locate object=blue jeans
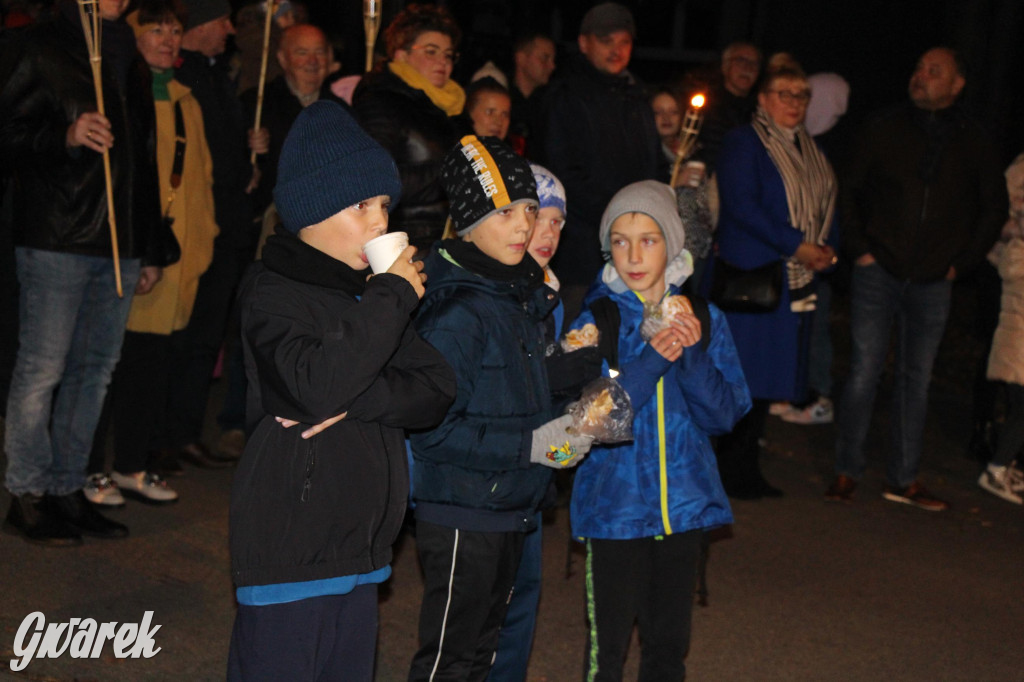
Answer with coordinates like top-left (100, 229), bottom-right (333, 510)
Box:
top-left (488, 514), bottom-right (542, 682)
top-left (808, 276), bottom-right (834, 398)
top-left (4, 248), bottom-right (139, 496)
top-left (835, 263), bottom-right (951, 488)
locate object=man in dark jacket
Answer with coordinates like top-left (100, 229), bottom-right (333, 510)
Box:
top-left (699, 40), bottom-right (762, 173)
top-left (242, 22), bottom-right (347, 218)
top-left (508, 32), bottom-right (556, 159)
top-left (0, 0), bottom-right (161, 544)
top-left (152, 0), bottom-right (257, 469)
top-left (826, 47), bottom-right (1006, 511)
top-left (540, 2), bottom-right (665, 322)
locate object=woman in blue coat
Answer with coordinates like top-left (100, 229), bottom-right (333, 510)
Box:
top-left (714, 65), bottom-right (839, 498)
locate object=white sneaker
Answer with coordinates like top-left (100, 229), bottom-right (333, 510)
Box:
top-left (82, 473), bottom-right (125, 507)
top-left (1006, 463), bottom-right (1024, 493)
top-left (110, 471), bottom-right (179, 504)
top-left (769, 401), bottom-right (791, 416)
top-left (780, 397), bottom-right (834, 425)
top-left (978, 465), bottom-right (1023, 505)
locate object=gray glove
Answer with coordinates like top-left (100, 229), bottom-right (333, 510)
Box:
top-left (530, 415), bottom-right (594, 469)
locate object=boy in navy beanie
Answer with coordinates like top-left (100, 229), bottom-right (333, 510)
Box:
top-left (228, 101), bottom-right (456, 681)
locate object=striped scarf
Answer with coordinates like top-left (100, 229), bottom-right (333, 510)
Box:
top-left (752, 105), bottom-right (837, 311)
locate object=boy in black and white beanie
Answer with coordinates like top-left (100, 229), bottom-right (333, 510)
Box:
top-left (440, 134), bottom-right (538, 236)
top-left (228, 101), bottom-right (455, 681)
top-left (408, 135), bottom-right (594, 680)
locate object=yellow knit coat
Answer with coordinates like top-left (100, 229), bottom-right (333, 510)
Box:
top-left (127, 79), bottom-right (218, 334)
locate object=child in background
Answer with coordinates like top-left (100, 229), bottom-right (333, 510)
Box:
top-left (408, 136), bottom-right (594, 681)
top-left (463, 77), bottom-right (513, 141)
top-left (227, 102), bottom-right (456, 681)
top-left (566, 180), bottom-right (750, 680)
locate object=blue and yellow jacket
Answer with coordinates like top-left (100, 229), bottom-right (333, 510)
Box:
top-left (568, 282), bottom-right (751, 540)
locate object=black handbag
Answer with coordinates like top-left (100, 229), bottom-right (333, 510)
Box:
top-left (710, 257), bottom-right (784, 313)
top-left (150, 101), bottom-right (186, 268)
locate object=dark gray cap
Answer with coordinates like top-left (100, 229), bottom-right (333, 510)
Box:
top-left (580, 2), bottom-right (635, 38)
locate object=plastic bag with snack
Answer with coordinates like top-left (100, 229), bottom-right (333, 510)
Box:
top-left (560, 322), bottom-right (599, 353)
top-left (640, 294), bottom-right (693, 341)
top-left (566, 376), bottom-right (634, 443)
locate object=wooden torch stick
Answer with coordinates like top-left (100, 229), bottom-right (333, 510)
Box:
top-left (77, 0), bottom-right (122, 297)
top-left (364, 0), bottom-right (382, 73)
top-left (250, 0), bottom-right (276, 165)
top-left (669, 93), bottom-right (706, 188)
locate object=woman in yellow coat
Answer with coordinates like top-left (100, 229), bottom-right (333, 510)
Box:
top-left (86, 0), bottom-right (217, 507)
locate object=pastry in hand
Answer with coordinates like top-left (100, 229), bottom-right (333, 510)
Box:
top-left (582, 388), bottom-right (614, 425)
top-left (660, 295), bottom-right (693, 319)
top-left (562, 323), bottom-right (599, 351)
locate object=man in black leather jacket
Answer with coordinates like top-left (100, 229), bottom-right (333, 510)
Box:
top-left (0, 0), bottom-right (161, 545)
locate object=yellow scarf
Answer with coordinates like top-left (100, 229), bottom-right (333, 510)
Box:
top-left (388, 60), bottom-right (465, 116)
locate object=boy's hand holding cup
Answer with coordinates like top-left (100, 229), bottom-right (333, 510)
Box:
top-left (364, 232), bottom-right (427, 298)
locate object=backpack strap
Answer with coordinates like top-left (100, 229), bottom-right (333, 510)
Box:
top-left (589, 294), bottom-right (710, 370)
top-left (690, 295), bottom-right (712, 352)
top-left (589, 296), bottom-right (621, 372)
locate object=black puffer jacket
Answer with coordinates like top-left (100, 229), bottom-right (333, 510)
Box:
top-left (231, 231), bottom-right (456, 586)
top-left (0, 8), bottom-right (160, 259)
top-left (352, 69), bottom-right (458, 251)
top-left (410, 245), bottom-right (558, 533)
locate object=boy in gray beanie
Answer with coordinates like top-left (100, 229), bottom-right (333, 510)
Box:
top-left (228, 101), bottom-right (456, 681)
top-left (565, 179), bottom-right (751, 680)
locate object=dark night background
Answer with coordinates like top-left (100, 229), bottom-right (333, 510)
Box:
top-left (287, 0), bottom-right (1023, 166)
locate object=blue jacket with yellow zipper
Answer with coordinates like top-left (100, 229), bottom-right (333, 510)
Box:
top-left (568, 281), bottom-right (750, 540)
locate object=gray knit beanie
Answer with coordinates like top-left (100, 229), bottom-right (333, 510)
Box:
top-left (598, 180), bottom-right (693, 292)
top-left (599, 180), bottom-right (685, 257)
top-left (274, 101), bottom-right (402, 233)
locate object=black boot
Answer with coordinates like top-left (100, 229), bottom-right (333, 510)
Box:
top-left (4, 493), bottom-right (83, 546)
top-left (50, 490), bottom-right (129, 539)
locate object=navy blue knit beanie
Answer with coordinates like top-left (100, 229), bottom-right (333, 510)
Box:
top-left (274, 101), bottom-right (402, 233)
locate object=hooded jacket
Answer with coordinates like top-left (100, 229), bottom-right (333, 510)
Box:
top-left (409, 246), bottom-right (558, 533)
top-left (567, 281), bottom-right (749, 539)
top-left (230, 232), bottom-right (456, 587)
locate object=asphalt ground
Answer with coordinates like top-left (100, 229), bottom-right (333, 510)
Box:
top-left (2, 278), bottom-right (1022, 681)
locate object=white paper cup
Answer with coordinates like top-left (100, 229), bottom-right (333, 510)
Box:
top-left (363, 232), bottom-right (409, 274)
top-left (685, 160), bottom-right (706, 187)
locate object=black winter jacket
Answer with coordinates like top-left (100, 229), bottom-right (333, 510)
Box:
top-left (230, 232), bottom-right (456, 587)
top-left (175, 49), bottom-right (254, 254)
top-left (841, 103), bottom-right (1006, 282)
top-left (0, 10), bottom-right (160, 259)
top-left (410, 246), bottom-right (558, 533)
top-left (540, 55), bottom-right (666, 286)
top-left (352, 69), bottom-right (458, 251)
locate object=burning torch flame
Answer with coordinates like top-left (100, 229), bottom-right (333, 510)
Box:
top-left (690, 94), bottom-right (705, 109)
